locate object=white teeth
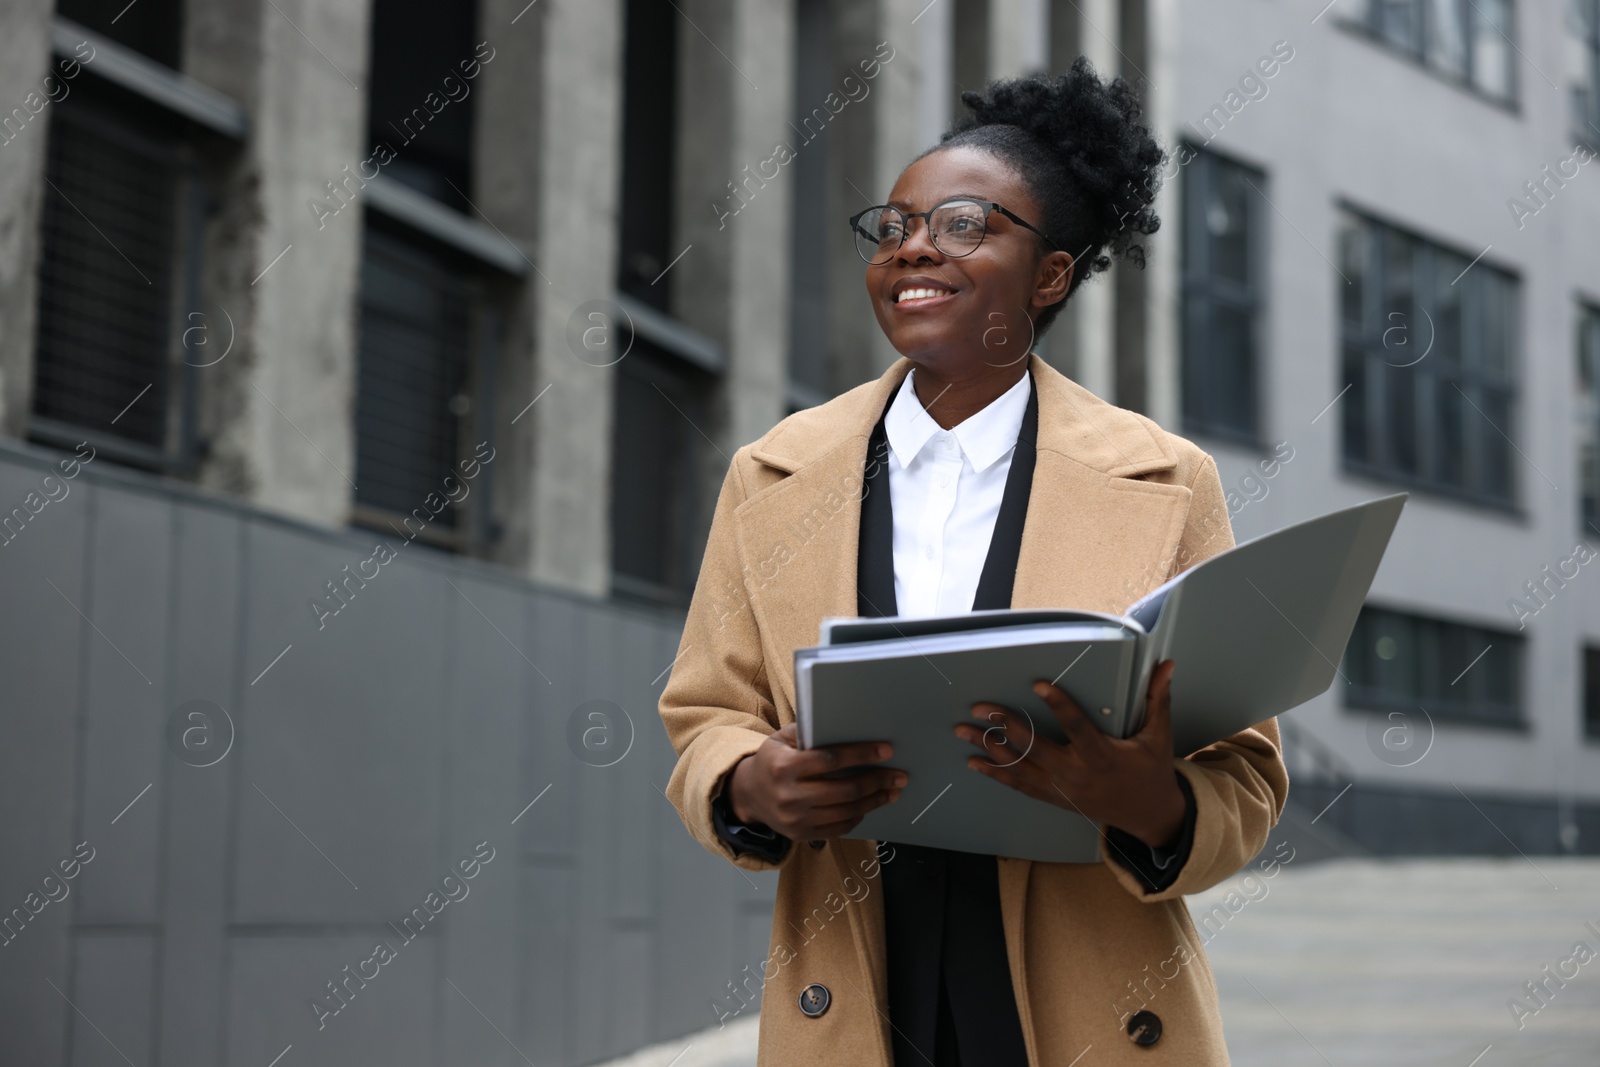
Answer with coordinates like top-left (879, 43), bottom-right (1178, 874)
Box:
top-left (896, 287), bottom-right (953, 303)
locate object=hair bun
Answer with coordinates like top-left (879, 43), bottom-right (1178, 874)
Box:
top-left (941, 56), bottom-right (1166, 289)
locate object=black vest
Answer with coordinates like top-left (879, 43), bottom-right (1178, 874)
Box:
top-left (857, 370), bottom-right (1038, 1067)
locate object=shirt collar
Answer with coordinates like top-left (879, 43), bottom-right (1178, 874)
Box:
top-left (883, 366), bottom-right (1032, 474)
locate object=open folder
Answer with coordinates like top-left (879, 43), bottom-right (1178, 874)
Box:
top-left (793, 492), bottom-right (1408, 863)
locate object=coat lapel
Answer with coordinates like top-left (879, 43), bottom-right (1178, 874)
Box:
top-left (730, 352), bottom-right (1193, 716)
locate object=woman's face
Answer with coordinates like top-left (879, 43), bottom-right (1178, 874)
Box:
top-left (863, 145), bottom-right (1073, 374)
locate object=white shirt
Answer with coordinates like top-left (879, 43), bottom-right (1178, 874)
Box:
top-left (882, 367), bottom-right (1032, 618)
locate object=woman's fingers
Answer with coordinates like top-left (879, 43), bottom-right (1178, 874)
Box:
top-left (795, 784), bottom-right (902, 838)
top-left (791, 738), bottom-right (894, 779)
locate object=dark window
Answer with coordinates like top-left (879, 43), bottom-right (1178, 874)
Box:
top-left (1570, 0), bottom-right (1600, 143)
top-left (1338, 208), bottom-right (1519, 508)
top-left (617, 0), bottom-right (681, 310)
top-left (352, 226), bottom-right (488, 549)
top-left (1580, 302), bottom-right (1600, 536)
top-left (366, 0), bottom-right (478, 211)
top-left (353, 3), bottom-right (501, 554)
top-left (1586, 645), bottom-right (1600, 741)
top-left (610, 342), bottom-right (710, 607)
top-left (787, 0), bottom-right (832, 407)
top-left (29, 81), bottom-right (204, 473)
top-left (57, 0), bottom-right (183, 67)
top-left (611, 0), bottom-right (719, 606)
top-left (1342, 606), bottom-right (1523, 728)
top-left (1339, 0), bottom-right (1516, 103)
top-left (1180, 146), bottom-right (1264, 444)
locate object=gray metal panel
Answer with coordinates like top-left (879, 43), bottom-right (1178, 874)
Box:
top-left (437, 571), bottom-right (526, 1066)
top-left (571, 600), bottom-right (626, 1064)
top-left (0, 459), bottom-right (88, 1067)
top-left (157, 502), bottom-right (244, 1067)
top-left (75, 484), bottom-right (171, 925)
top-left (68, 933), bottom-right (156, 1067)
top-left (518, 861), bottom-right (575, 1063)
top-left (610, 609), bottom-right (661, 925)
top-left (0, 449), bottom-right (772, 1067)
top-left (232, 519), bottom-right (447, 924)
top-left (523, 593), bottom-right (579, 859)
top-left (221, 936), bottom-right (437, 1067)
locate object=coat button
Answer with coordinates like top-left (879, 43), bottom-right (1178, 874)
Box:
top-left (1127, 1009), bottom-right (1162, 1046)
top-left (798, 983), bottom-right (831, 1018)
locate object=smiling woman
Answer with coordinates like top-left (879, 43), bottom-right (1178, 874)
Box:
top-left (661, 56), bottom-right (1288, 1067)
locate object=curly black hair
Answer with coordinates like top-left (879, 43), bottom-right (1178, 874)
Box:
top-left (913, 56), bottom-right (1167, 339)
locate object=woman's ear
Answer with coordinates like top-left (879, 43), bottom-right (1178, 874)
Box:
top-left (1033, 250), bottom-right (1074, 309)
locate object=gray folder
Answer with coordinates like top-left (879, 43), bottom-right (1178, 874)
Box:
top-left (794, 492), bottom-right (1407, 863)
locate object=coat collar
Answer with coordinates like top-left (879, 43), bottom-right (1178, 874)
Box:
top-left (749, 352), bottom-right (1180, 479)
top-left (732, 352), bottom-right (1191, 722)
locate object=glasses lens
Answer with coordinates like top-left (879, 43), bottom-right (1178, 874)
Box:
top-left (854, 207), bottom-right (904, 264)
top-left (930, 200), bottom-right (988, 256)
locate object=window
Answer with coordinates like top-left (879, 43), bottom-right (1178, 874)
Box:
top-left (351, 1), bottom-right (502, 554)
top-left (365, 0), bottom-right (478, 211)
top-left (352, 226), bottom-right (496, 551)
top-left (1586, 645), bottom-right (1600, 740)
top-left (787, 0), bottom-right (832, 414)
top-left (1180, 146), bottom-right (1264, 444)
top-left (1573, 0), bottom-right (1600, 145)
top-left (1342, 606), bottom-right (1523, 728)
top-left (610, 0), bottom-right (722, 606)
top-left (1339, 0), bottom-right (1516, 104)
top-left (31, 98), bottom-right (189, 469)
top-left (1338, 208), bottom-right (1519, 508)
top-left (29, 11), bottom-right (235, 474)
top-left (610, 343), bottom-right (712, 607)
top-left (1580, 301), bottom-right (1600, 536)
top-left (617, 0), bottom-right (680, 309)
top-left (57, 0), bottom-right (181, 66)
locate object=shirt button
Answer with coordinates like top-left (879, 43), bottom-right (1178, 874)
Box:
top-left (938, 475), bottom-right (951, 488)
top-left (924, 545), bottom-right (934, 559)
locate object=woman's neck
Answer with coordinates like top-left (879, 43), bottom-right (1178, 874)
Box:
top-left (909, 359), bottom-right (1030, 430)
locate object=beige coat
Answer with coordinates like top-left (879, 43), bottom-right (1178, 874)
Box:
top-left (660, 353), bottom-right (1290, 1065)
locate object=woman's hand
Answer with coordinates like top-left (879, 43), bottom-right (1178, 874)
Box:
top-left (727, 723), bottom-right (908, 840)
top-left (955, 659), bottom-right (1187, 849)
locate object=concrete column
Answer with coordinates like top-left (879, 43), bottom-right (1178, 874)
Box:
top-left (989, 0), bottom-right (1048, 78)
top-left (185, 0), bottom-right (372, 526)
top-left (1068, 0), bottom-right (1118, 402)
top-left (1140, 0), bottom-right (1181, 429)
top-left (0, 6), bottom-right (57, 440)
top-left (482, 0), bottom-right (622, 598)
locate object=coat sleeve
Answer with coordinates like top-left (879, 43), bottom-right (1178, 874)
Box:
top-left (659, 447), bottom-right (802, 873)
top-left (1099, 453), bottom-right (1291, 901)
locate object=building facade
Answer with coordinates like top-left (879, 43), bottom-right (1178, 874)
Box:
top-left (0, 0), bottom-right (1598, 1061)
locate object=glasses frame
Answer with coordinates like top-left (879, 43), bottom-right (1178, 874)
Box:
top-left (848, 197), bottom-right (1060, 265)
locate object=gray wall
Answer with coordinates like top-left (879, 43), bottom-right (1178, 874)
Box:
top-left (0, 437), bottom-right (775, 1067)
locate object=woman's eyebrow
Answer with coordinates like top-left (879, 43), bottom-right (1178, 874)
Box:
top-left (885, 192), bottom-right (990, 210)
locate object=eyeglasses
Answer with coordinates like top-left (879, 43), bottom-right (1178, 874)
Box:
top-left (848, 197), bottom-right (1058, 265)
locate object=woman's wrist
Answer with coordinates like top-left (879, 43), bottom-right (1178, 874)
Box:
top-left (1119, 775), bottom-right (1187, 850)
top-left (726, 755), bottom-right (758, 824)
